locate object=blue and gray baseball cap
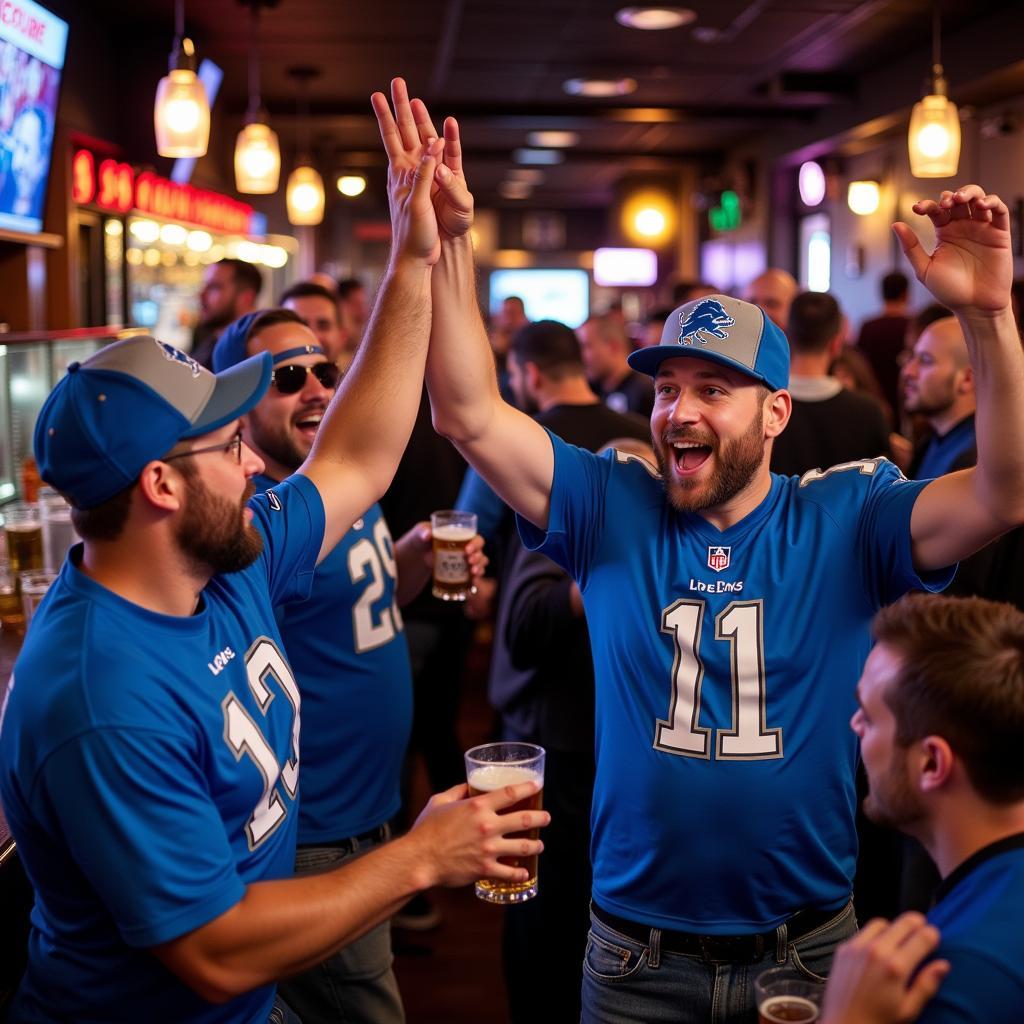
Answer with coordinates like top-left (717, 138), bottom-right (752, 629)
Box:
top-left (34, 335), bottom-right (272, 508)
top-left (628, 294), bottom-right (790, 392)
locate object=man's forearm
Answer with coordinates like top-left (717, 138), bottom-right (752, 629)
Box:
top-left (427, 235), bottom-right (501, 442)
top-left (156, 832), bottom-right (430, 1004)
top-left (963, 306), bottom-right (1024, 524)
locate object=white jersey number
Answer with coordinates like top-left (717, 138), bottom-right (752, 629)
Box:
top-left (348, 518), bottom-right (403, 653)
top-left (222, 637), bottom-right (302, 849)
top-left (655, 599), bottom-right (782, 761)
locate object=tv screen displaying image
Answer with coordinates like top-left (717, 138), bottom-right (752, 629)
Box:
top-left (489, 268), bottom-right (590, 329)
top-left (0, 0), bottom-right (68, 235)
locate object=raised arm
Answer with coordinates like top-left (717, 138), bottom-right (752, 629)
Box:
top-left (896, 185), bottom-right (1024, 570)
top-left (385, 80), bottom-right (555, 529)
top-left (298, 83), bottom-right (441, 560)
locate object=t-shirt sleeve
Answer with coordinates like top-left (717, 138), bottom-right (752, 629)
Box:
top-left (37, 728), bottom-right (246, 948)
top-left (854, 458), bottom-right (956, 606)
top-left (248, 473), bottom-right (326, 606)
top-left (915, 948), bottom-right (1022, 1024)
top-left (516, 430), bottom-right (611, 584)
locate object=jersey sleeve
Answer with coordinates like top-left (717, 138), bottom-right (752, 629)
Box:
top-left (915, 948), bottom-right (1022, 1024)
top-left (516, 430), bottom-right (611, 584)
top-left (854, 459), bottom-right (955, 605)
top-left (36, 727), bottom-right (245, 948)
top-left (248, 472), bottom-right (326, 607)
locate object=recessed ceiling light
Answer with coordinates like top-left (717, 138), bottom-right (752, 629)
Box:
top-left (615, 6), bottom-right (696, 30)
top-left (513, 148), bottom-right (566, 165)
top-left (563, 77), bottom-right (638, 98)
top-left (499, 181), bottom-right (533, 200)
top-left (509, 169), bottom-right (545, 184)
top-left (526, 130), bottom-right (580, 148)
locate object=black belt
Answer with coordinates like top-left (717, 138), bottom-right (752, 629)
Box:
top-left (592, 901), bottom-right (846, 964)
top-left (297, 823), bottom-right (389, 855)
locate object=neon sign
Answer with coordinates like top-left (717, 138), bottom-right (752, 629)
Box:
top-left (72, 148), bottom-right (254, 235)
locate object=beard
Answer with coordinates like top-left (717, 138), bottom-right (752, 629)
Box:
top-left (654, 406), bottom-right (766, 513)
top-left (862, 750), bottom-right (925, 832)
top-left (176, 474), bottom-right (263, 576)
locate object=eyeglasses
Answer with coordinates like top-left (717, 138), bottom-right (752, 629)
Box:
top-left (164, 429), bottom-right (244, 465)
top-left (272, 362), bottom-right (341, 395)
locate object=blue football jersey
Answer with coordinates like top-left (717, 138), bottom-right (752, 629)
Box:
top-left (0, 475), bottom-right (324, 1023)
top-left (919, 837), bottom-right (1024, 1023)
top-left (254, 475), bottom-right (413, 844)
top-left (519, 433), bottom-right (952, 932)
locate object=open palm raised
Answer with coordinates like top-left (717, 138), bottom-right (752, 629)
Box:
top-left (893, 185), bottom-right (1012, 315)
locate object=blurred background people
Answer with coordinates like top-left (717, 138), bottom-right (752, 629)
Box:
top-left (190, 258), bottom-right (263, 368)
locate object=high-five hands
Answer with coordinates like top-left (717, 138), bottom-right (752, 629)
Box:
top-left (893, 185), bottom-right (1012, 316)
top-left (371, 79), bottom-right (444, 265)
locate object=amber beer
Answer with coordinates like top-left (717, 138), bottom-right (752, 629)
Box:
top-left (464, 742), bottom-right (545, 903)
top-left (430, 510), bottom-right (477, 601)
top-left (3, 502), bottom-right (44, 576)
top-left (758, 996), bottom-right (819, 1024)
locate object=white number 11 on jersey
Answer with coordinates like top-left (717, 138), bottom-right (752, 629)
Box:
top-left (655, 598), bottom-right (782, 760)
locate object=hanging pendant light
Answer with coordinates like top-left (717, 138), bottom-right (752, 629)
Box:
top-left (234, 1), bottom-right (280, 194)
top-left (286, 66), bottom-right (325, 226)
top-left (154, 0), bottom-right (210, 158)
top-left (908, 5), bottom-right (960, 178)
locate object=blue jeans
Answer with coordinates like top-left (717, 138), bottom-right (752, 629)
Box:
top-left (581, 901), bottom-right (856, 1024)
top-left (276, 826), bottom-right (405, 1024)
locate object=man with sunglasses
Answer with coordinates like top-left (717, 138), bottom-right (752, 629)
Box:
top-left (0, 117), bottom-right (547, 1024)
top-left (213, 308), bottom-right (484, 1024)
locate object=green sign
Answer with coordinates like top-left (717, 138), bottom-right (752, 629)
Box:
top-left (709, 190), bottom-right (741, 232)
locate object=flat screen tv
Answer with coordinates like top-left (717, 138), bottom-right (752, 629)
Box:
top-left (489, 268), bottom-right (590, 329)
top-left (0, 0), bottom-right (68, 235)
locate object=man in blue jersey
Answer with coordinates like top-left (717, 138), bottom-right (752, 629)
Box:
top-left (821, 592), bottom-right (1024, 1023)
top-left (0, 94), bottom-right (548, 1024)
top-left (383, 79), bottom-right (1024, 1022)
top-left (212, 306), bottom-right (484, 1024)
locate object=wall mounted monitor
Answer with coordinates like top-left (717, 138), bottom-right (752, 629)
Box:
top-left (489, 268), bottom-right (590, 329)
top-left (0, 0), bottom-right (69, 235)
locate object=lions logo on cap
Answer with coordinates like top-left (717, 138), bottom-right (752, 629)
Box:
top-left (154, 338), bottom-right (202, 378)
top-left (679, 299), bottom-right (735, 347)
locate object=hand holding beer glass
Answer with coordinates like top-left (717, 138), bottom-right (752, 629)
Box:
top-left (464, 742), bottom-right (545, 903)
top-left (431, 510), bottom-right (478, 601)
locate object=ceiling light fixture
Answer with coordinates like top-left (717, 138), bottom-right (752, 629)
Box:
top-left (337, 174), bottom-right (367, 197)
top-left (153, 0), bottom-right (210, 158)
top-left (526, 130), bottom-right (580, 148)
top-left (615, 7), bottom-right (696, 30)
top-left (847, 180), bottom-right (880, 216)
top-left (234, 0), bottom-right (281, 194)
top-left (286, 66), bottom-right (325, 226)
top-left (513, 148), bottom-right (566, 165)
top-left (798, 161), bottom-right (826, 207)
top-left (908, 5), bottom-right (960, 178)
top-left (563, 77), bottom-right (638, 98)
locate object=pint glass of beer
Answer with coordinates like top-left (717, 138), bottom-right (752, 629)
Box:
top-left (430, 510), bottom-right (477, 601)
top-left (2, 502), bottom-right (44, 577)
top-left (754, 968), bottom-right (823, 1023)
top-left (464, 741), bottom-right (545, 903)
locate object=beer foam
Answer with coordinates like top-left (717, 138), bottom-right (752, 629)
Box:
top-left (433, 525), bottom-right (476, 543)
top-left (467, 764), bottom-right (542, 792)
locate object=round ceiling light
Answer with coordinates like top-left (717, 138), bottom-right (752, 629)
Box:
top-left (798, 161), bottom-right (826, 207)
top-left (615, 7), bottom-right (696, 30)
top-left (563, 77), bottom-right (638, 98)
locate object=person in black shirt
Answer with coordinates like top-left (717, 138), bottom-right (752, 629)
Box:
top-left (578, 313), bottom-right (654, 416)
top-left (772, 291), bottom-right (891, 477)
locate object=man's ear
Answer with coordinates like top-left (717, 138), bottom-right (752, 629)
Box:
top-left (136, 459), bottom-right (187, 514)
top-left (764, 389), bottom-right (792, 439)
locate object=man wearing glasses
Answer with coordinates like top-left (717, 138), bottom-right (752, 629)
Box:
top-left (212, 308), bottom-right (483, 1023)
top-left (0, 112), bottom-right (547, 1024)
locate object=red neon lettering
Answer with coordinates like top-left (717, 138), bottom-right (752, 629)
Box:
top-left (71, 150), bottom-right (95, 205)
top-left (0, 2), bottom-right (46, 43)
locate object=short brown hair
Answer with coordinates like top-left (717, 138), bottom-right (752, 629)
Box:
top-left (873, 593), bottom-right (1024, 804)
top-left (69, 482), bottom-right (136, 541)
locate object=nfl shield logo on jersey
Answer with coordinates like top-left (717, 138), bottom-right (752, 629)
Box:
top-left (707, 545), bottom-right (731, 572)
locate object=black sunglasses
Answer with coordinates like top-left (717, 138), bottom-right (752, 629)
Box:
top-left (271, 362), bottom-right (341, 395)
